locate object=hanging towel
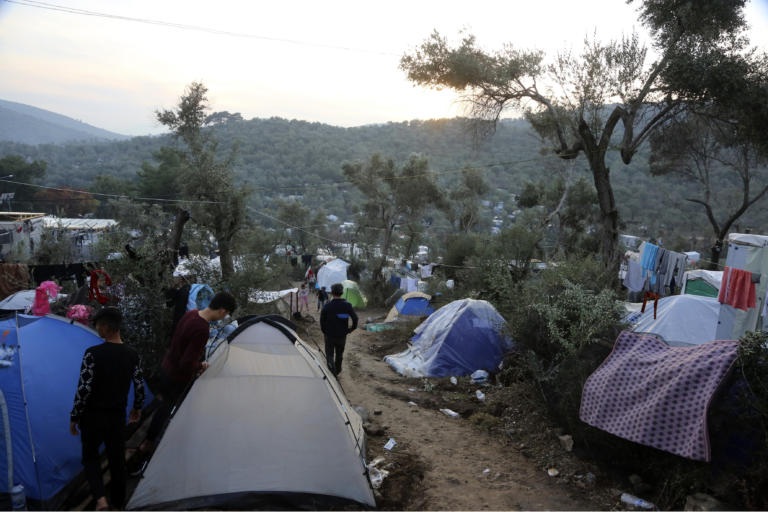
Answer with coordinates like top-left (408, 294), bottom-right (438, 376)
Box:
top-left (718, 267), bottom-right (756, 311)
top-left (623, 259), bottom-right (646, 292)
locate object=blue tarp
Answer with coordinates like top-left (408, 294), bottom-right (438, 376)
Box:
top-left (187, 283), bottom-right (214, 311)
top-left (0, 314), bottom-right (145, 505)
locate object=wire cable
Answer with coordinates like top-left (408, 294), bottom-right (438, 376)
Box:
top-left (3, 0), bottom-right (398, 56)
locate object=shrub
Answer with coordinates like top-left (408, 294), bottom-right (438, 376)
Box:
top-left (510, 278), bottom-right (624, 377)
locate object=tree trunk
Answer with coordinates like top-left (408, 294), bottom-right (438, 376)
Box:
top-left (218, 237), bottom-right (234, 281)
top-left (708, 238), bottom-right (724, 271)
top-left (589, 156), bottom-right (620, 274)
top-left (373, 225), bottom-right (395, 284)
top-left (166, 207), bottom-right (190, 267)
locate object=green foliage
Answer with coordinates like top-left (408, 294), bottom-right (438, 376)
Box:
top-left (445, 166), bottom-right (489, 232)
top-left (0, 154), bottom-right (46, 210)
top-left (727, 330), bottom-right (768, 507)
top-left (155, 82), bottom-right (250, 281)
top-left (636, 0), bottom-right (747, 47)
top-left (94, 202), bottom-right (179, 371)
top-left (521, 280), bottom-right (621, 367)
top-left (400, 3), bottom-right (765, 271)
top-left (649, 112), bottom-right (768, 269)
top-left (4, 116), bottom-right (768, 258)
top-left (215, 255), bottom-right (273, 318)
top-left (275, 199), bottom-right (311, 254)
top-left (517, 181), bottom-right (541, 208)
top-left (441, 233), bottom-right (479, 280)
top-left (342, 153), bottom-right (443, 285)
top-left (90, 174), bottom-right (136, 217)
top-left (492, 261), bottom-right (768, 510)
top-left (31, 227), bottom-right (76, 265)
top-left (136, 147), bottom-right (183, 202)
top-left (737, 331), bottom-right (768, 406)
top-left (507, 260), bottom-right (623, 376)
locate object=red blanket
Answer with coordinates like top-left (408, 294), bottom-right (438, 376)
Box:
top-left (580, 331), bottom-right (739, 461)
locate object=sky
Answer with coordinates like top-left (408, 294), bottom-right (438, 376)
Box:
top-left (1, 0), bottom-right (767, 137)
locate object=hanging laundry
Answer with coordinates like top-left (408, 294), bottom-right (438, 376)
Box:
top-left (717, 267), bottom-right (756, 311)
top-left (623, 259), bottom-right (646, 292)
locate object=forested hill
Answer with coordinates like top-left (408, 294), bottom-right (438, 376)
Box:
top-left (0, 99), bottom-right (130, 144)
top-left (0, 116), bottom-right (563, 207)
top-left (0, 115), bottom-right (762, 249)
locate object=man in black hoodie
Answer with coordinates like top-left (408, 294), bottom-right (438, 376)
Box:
top-left (319, 283), bottom-right (358, 376)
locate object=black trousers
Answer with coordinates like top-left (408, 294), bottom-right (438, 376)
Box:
top-left (324, 335), bottom-right (347, 375)
top-left (145, 369), bottom-right (188, 444)
top-left (80, 411), bottom-right (127, 509)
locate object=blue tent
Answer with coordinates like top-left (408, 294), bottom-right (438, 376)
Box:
top-left (384, 291), bottom-right (434, 323)
top-left (384, 299), bottom-right (514, 377)
top-left (0, 314), bottom-right (145, 508)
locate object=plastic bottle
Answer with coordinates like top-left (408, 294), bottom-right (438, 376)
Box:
top-left (620, 492), bottom-right (655, 510)
top-left (11, 483), bottom-right (27, 511)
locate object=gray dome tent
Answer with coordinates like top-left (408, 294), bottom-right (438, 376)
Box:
top-left (126, 315), bottom-right (375, 510)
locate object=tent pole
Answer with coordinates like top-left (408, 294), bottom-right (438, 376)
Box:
top-left (14, 313), bottom-right (45, 507)
top-left (1, 389), bottom-right (12, 493)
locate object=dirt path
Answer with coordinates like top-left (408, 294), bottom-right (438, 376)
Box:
top-left (298, 310), bottom-right (616, 511)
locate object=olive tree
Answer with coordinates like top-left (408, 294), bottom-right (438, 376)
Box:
top-left (650, 113), bottom-right (768, 268)
top-left (156, 82), bottom-right (249, 281)
top-left (400, 0), bottom-right (762, 275)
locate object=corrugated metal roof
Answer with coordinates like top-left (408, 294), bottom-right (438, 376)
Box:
top-left (42, 216), bottom-right (118, 230)
top-left (0, 212), bottom-right (45, 222)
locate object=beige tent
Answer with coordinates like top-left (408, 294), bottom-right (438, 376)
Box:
top-left (127, 315), bottom-right (375, 510)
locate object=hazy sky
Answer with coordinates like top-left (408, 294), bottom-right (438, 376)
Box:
top-left (1, 0), bottom-right (767, 136)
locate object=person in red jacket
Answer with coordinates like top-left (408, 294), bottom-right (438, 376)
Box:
top-left (130, 291), bottom-right (236, 474)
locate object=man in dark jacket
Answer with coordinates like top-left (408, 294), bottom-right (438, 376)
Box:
top-left (320, 283), bottom-right (358, 376)
top-left (70, 307), bottom-right (145, 511)
top-left (131, 291), bottom-right (236, 475)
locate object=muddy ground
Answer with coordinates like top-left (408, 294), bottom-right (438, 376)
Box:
top-left (295, 309), bottom-right (629, 511)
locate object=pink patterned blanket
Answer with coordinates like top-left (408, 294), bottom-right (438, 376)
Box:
top-left (579, 331), bottom-right (739, 461)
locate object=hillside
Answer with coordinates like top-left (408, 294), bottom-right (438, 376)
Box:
top-left (1, 111), bottom-right (766, 254)
top-left (0, 99), bottom-right (129, 144)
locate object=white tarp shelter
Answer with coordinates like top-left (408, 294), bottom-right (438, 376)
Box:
top-left (0, 289), bottom-right (36, 313)
top-left (681, 269), bottom-right (723, 297)
top-left (715, 233), bottom-right (768, 339)
top-left (316, 258), bottom-right (349, 290)
top-left (626, 294), bottom-right (721, 346)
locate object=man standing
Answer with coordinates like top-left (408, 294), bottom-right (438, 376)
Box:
top-left (70, 307), bottom-right (145, 511)
top-left (132, 291), bottom-right (236, 470)
top-left (320, 283), bottom-right (358, 376)
top-left (317, 285), bottom-right (329, 312)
